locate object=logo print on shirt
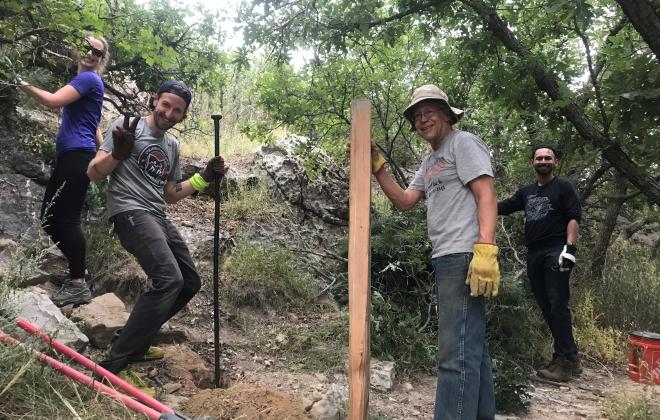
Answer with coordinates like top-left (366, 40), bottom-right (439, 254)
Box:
top-left (137, 144), bottom-right (170, 187)
top-left (525, 195), bottom-right (553, 222)
top-left (425, 157), bottom-right (448, 197)
top-left (425, 160), bottom-right (446, 181)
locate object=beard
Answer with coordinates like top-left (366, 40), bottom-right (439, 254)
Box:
top-left (153, 111), bottom-right (177, 131)
top-left (534, 165), bottom-right (554, 175)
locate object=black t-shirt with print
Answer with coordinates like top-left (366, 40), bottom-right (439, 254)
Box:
top-left (498, 176), bottom-right (581, 249)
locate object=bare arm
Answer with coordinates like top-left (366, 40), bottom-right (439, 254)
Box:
top-left (19, 81), bottom-right (81, 109)
top-left (567, 219), bottom-right (579, 244)
top-left (95, 128), bottom-right (103, 149)
top-left (469, 175), bottom-right (497, 243)
top-left (87, 150), bottom-right (121, 181)
top-left (163, 180), bottom-right (198, 204)
top-left (373, 168), bottom-right (423, 211)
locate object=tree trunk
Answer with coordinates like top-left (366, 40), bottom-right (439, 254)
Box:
top-left (591, 172), bottom-right (629, 280)
top-left (578, 162), bottom-right (611, 207)
top-left (615, 0), bottom-right (660, 60)
top-left (461, 0), bottom-right (660, 206)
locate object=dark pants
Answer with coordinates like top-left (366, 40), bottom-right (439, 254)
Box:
top-left (41, 150), bottom-right (95, 279)
top-left (527, 244), bottom-right (578, 359)
top-left (100, 210), bottom-right (201, 373)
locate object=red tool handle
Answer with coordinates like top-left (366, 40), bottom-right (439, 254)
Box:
top-left (16, 318), bottom-right (173, 414)
top-left (0, 331), bottom-right (161, 420)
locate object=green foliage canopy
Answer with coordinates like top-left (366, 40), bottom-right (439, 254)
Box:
top-left (239, 0), bottom-right (659, 203)
top-left (0, 0), bottom-right (228, 114)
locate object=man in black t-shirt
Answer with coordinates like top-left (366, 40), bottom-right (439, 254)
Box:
top-left (498, 145), bottom-right (581, 382)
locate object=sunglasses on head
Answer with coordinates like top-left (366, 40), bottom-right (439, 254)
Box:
top-left (82, 39), bottom-right (105, 58)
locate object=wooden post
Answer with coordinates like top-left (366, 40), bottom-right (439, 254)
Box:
top-left (348, 99), bottom-right (372, 420)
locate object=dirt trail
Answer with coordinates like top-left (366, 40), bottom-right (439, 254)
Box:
top-left (171, 339), bottom-right (654, 420)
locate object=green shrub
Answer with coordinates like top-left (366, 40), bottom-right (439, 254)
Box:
top-left (487, 276), bottom-right (549, 414)
top-left (20, 131), bottom-right (55, 162)
top-left (334, 205), bottom-right (434, 317)
top-left (333, 205), bottom-right (437, 374)
top-left (585, 241), bottom-right (660, 332)
top-left (84, 178), bottom-right (108, 210)
top-left (280, 312), bottom-right (348, 371)
top-left (222, 241), bottom-right (316, 310)
top-left (603, 392), bottom-right (659, 420)
top-left (85, 224), bottom-right (131, 280)
top-left (370, 291), bottom-right (436, 374)
top-left (572, 291), bottom-right (625, 363)
top-left (223, 180), bottom-right (282, 221)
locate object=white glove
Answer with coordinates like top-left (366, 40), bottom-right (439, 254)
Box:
top-left (557, 244), bottom-right (577, 272)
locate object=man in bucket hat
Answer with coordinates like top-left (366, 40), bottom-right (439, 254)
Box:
top-left (371, 84), bottom-right (499, 419)
top-left (87, 80), bottom-right (227, 394)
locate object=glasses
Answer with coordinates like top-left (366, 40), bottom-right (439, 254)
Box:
top-left (81, 39), bottom-right (105, 58)
top-left (413, 109), bottom-right (439, 122)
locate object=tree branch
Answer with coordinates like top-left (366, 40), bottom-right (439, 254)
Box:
top-left (460, 0), bottom-right (660, 205)
top-left (615, 0), bottom-right (660, 60)
top-left (573, 16), bottom-right (610, 134)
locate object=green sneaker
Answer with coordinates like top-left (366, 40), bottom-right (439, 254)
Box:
top-left (117, 368), bottom-right (156, 397)
top-left (132, 346), bottom-right (165, 363)
top-left (111, 329), bottom-right (165, 363)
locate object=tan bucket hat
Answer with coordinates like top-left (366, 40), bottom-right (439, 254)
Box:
top-left (403, 84), bottom-right (464, 126)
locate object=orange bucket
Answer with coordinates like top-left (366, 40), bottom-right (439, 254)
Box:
top-left (627, 331), bottom-right (660, 385)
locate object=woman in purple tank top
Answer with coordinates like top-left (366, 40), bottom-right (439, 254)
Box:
top-left (19, 34), bottom-right (109, 307)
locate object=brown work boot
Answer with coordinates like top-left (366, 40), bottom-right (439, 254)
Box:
top-left (567, 356), bottom-right (582, 376)
top-left (538, 356), bottom-right (572, 382)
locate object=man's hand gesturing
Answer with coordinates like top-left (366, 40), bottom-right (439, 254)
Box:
top-left (112, 115), bottom-right (140, 160)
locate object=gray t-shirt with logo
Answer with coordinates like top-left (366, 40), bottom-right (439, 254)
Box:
top-left (100, 116), bottom-right (181, 218)
top-left (408, 130), bottom-right (493, 258)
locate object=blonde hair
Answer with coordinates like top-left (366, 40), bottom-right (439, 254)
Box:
top-left (76, 33), bottom-right (110, 75)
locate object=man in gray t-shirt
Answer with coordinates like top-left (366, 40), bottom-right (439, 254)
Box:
top-left (370, 84), bottom-right (499, 420)
top-left (86, 80), bottom-right (227, 393)
top-left (101, 116), bottom-right (181, 219)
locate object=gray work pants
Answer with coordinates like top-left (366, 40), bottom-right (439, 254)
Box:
top-left (100, 209), bottom-right (201, 373)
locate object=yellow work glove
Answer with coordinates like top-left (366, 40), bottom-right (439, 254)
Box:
top-left (466, 243), bottom-right (500, 297)
top-left (371, 146), bottom-right (387, 174)
top-left (346, 142), bottom-right (387, 173)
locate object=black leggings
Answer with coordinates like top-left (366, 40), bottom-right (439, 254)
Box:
top-left (40, 149), bottom-right (95, 279)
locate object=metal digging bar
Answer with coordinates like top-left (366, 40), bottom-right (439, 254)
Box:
top-left (211, 114), bottom-right (223, 388)
top-left (0, 330), bottom-right (162, 419)
top-left (15, 319), bottom-right (192, 420)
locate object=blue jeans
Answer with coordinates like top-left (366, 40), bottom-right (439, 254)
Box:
top-left (433, 253), bottom-right (495, 420)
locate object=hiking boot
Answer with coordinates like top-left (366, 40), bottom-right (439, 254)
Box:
top-left (50, 270), bottom-right (92, 287)
top-left (567, 356), bottom-right (582, 376)
top-left (538, 356), bottom-right (572, 382)
top-left (51, 281), bottom-right (92, 307)
top-left (117, 368), bottom-right (156, 397)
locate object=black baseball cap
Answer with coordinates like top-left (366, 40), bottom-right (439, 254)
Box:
top-left (156, 80), bottom-right (192, 107)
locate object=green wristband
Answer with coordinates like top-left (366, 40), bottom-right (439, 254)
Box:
top-left (189, 173), bottom-right (209, 191)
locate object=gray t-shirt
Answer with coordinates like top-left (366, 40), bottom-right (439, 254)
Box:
top-left (100, 116), bottom-right (181, 218)
top-left (408, 130), bottom-right (493, 258)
